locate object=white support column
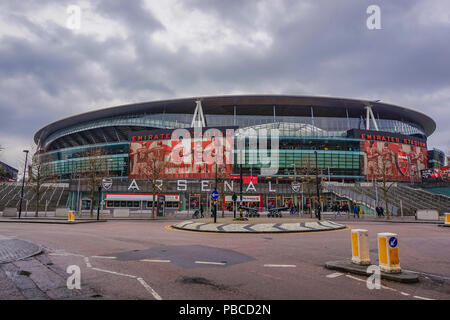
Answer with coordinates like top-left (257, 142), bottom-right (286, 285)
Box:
top-left (190, 100), bottom-right (206, 128)
top-left (364, 105), bottom-right (379, 131)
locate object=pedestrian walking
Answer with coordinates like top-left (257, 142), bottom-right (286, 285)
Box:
top-left (200, 204), bottom-right (204, 218)
top-left (353, 204), bottom-right (359, 218)
top-left (379, 205), bottom-right (385, 217)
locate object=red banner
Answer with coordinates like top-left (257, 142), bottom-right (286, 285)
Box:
top-left (129, 138), bottom-right (233, 179)
top-left (363, 140), bottom-right (428, 181)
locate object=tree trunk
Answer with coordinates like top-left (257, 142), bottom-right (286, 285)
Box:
top-left (152, 184), bottom-right (156, 219)
top-left (89, 189), bottom-right (94, 217)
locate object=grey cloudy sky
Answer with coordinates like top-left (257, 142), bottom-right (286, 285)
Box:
top-left (0, 0), bottom-right (449, 169)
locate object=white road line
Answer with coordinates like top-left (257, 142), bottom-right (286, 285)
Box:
top-left (381, 285), bottom-right (396, 292)
top-left (84, 257), bottom-right (92, 268)
top-left (263, 264), bottom-right (296, 268)
top-left (137, 277), bottom-right (163, 300)
top-left (141, 259), bottom-right (171, 263)
top-left (195, 261), bottom-right (227, 265)
top-left (400, 292), bottom-right (410, 296)
top-left (345, 274), bottom-right (366, 282)
top-left (91, 267), bottom-right (137, 279)
top-left (91, 256), bottom-right (117, 259)
top-left (414, 295), bottom-right (434, 300)
top-left (326, 272), bottom-right (343, 278)
top-left (48, 248), bottom-right (162, 300)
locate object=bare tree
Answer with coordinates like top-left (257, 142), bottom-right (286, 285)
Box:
top-left (214, 164), bottom-right (229, 218)
top-left (27, 152), bottom-right (53, 216)
top-left (296, 153), bottom-right (327, 218)
top-left (139, 147), bottom-right (166, 219)
top-left (374, 158), bottom-right (396, 219)
top-left (80, 148), bottom-right (110, 217)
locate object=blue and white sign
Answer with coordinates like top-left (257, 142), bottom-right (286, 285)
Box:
top-left (211, 190), bottom-right (219, 200)
top-left (388, 237), bottom-right (398, 248)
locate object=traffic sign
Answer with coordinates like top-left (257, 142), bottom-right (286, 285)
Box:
top-left (211, 190), bottom-right (219, 200)
top-left (388, 237), bottom-right (398, 248)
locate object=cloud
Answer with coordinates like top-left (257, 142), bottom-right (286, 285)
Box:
top-left (0, 0), bottom-right (449, 167)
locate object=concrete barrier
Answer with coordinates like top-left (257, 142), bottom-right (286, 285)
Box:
top-left (55, 208), bottom-right (70, 217)
top-left (351, 229), bottom-right (370, 265)
top-left (68, 211), bottom-right (75, 222)
top-left (113, 208), bottom-right (130, 217)
top-left (378, 233), bottom-right (401, 273)
top-left (416, 209), bottom-right (439, 220)
top-left (3, 208), bottom-right (17, 217)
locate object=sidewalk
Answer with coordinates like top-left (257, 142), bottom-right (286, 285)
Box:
top-left (0, 235), bottom-right (99, 299)
top-left (0, 235), bottom-right (42, 264)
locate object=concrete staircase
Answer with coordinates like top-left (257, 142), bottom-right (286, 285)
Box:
top-left (0, 182), bottom-right (69, 213)
top-left (325, 182), bottom-right (450, 216)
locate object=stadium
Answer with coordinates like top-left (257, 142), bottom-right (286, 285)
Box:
top-left (30, 94), bottom-right (447, 215)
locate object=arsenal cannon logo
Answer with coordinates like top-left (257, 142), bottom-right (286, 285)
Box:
top-left (396, 151), bottom-right (409, 175)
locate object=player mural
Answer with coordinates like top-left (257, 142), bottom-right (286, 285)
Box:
top-left (129, 128), bottom-right (234, 179)
top-left (362, 141), bottom-right (428, 181)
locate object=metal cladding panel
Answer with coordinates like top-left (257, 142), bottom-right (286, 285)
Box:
top-left (34, 95), bottom-right (436, 145)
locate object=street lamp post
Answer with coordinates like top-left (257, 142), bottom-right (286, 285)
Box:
top-left (96, 185), bottom-right (102, 221)
top-left (239, 163), bottom-right (243, 218)
top-left (314, 150), bottom-right (321, 220)
top-left (214, 163), bottom-right (218, 223)
top-left (18, 150), bottom-right (29, 219)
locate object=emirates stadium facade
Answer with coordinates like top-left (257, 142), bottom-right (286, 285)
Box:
top-left (34, 95), bottom-right (436, 212)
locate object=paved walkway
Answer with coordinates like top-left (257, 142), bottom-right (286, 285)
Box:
top-left (172, 220), bottom-right (346, 233)
top-left (0, 235), bottom-right (42, 264)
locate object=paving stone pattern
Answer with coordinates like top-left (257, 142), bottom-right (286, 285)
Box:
top-left (173, 220), bottom-right (346, 233)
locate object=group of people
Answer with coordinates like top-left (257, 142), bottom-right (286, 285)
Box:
top-left (375, 204), bottom-right (385, 217)
top-left (331, 202), bottom-right (349, 216)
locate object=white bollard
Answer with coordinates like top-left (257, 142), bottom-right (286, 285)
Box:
top-left (351, 229), bottom-right (370, 265)
top-left (445, 213), bottom-right (450, 225)
top-left (377, 232), bottom-right (401, 273)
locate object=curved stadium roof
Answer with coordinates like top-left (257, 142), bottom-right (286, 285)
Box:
top-left (34, 95), bottom-right (436, 145)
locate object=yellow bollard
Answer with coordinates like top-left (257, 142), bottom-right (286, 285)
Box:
top-left (68, 211), bottom-right (75, 222)
top-left (445, 213), bottom-right (450, 225)
top-left (377, 233), bottom-right (401, 273)
top-left (351, 229), bottom-right (370, 265)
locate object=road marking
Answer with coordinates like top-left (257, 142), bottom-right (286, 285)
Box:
top-left (141, 259), bottom-right (171, 263)
top-left (47, 248), bottom-right (163, 300)
top-left (345, 274), bottom-right (434, 300)
top-left (91, 267), bottom-right (137, 279)
top-left (380, 284), bottom-right (396, 292)
top-left (137, 277), bottom-right (163, 300)
top-left (84, 257), bottom-right (92, 268)
top-left (91, 256), bottom-right (117, 259)
top-left (49, 252), bottom-right (84, 257)
top-left (345, 274), bottom-right (366, 282)
top-left (195, 261), bottom-right (227, 265)
top-left (326, 272), bottom-right (343, 278)
top-left (263, 264), bottom-right (296, 268)
top-left (414, 296), bottom-right (434, 300)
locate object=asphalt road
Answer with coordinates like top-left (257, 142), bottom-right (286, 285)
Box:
top-left (0, 220), bottom-right (448, 300)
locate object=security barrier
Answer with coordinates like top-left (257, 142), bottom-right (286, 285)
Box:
top-left (351, 229), bottom-right (370, 265)
top-left (68, 211), bottom-right (75, 222)
top-left (377, 232), bottom-right (401, 273)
